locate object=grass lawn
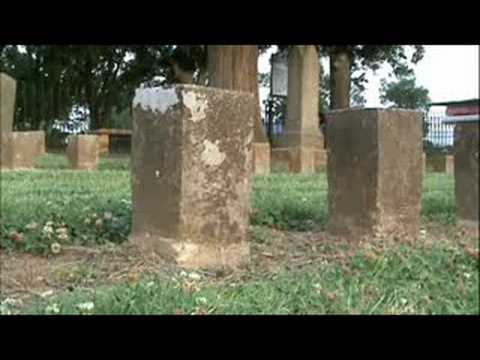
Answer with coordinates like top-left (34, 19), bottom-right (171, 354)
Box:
top-left (0, 153), bottom-right (478, 315)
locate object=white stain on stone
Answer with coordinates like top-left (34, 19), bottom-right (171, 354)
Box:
top-left (201, 140), bottom-right (225, 166)
top-left (183, 90), bottom-right (207, 122)
top-left (133, 87), bottom-right (179, 114)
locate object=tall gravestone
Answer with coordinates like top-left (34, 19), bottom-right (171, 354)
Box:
top-left (327, 109), bottom-right (423, 241)
top-left (131, 85), bottom-right (255, 269)
top-left (272, 46), bottom-right (325, 173)
top-left (454, 121), bottom-right (479, 236)
top-left (1, 73), bottom-right (16, 135)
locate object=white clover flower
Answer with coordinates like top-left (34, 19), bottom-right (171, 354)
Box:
top-left (103, 212), bottom-right (113, 220)
top-left (84, 218), bottom-right (91, 225)
top-left (76, 302), bottom-right (95, 313)
top-left (463, 272), bottom-right (471, 280)
top-left (45, 221), bottom-right (54, 227)
top-left (40, 290), bottom-right (54, 298)
top-left (95, 218), bottom-right (103, 228)
top-left (43, 225), bottom-right (54, 234)
top-left (45, 303), bottom-right (60, 314)
top-left (195, 297), bottom-right (208, 305)
top-left (51, 242), bottom-right (62, 254)
top-left (56, 227), bottom-right (68, 235)
top-left (26, 222), bottom-right (39, 230)
top-left (91, 213), bottom-right (98, 219)
top-left (57, 233), bottom-right (69, 242)
top-left (188, 272), bottom-right (202, 281)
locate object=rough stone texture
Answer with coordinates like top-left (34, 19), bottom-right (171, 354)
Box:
top-left (1, 73), bottom-right (16, 135)
top-left (26, 131), bottom-right (46, 157)
top-left (66, 135), bottom-right (99, 170)
top-left (131, 85), bottom-right (255, 270)
top-left (273, 46), bottom-right (324, 173)
top-left (327, 109), bottom-right (423, 241)
top-left (97, 134), bottom-right (110, 155)
top-left (253, 142), bottom-right (270, 175)
top-left (454, 122), bottom-right (479, 235)
top-left (1, 132), bottom-right (38, 169)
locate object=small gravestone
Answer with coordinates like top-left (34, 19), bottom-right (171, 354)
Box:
top-left (131, 85), bottom-right (255, 270)
top-left (327, 109), bottom-right (423, 241)
top-left (66, 135), bottom-right (99, 170)
top-left (1, 132), bottom-right (39, 169)
top-left (454, 122), bottom-right (479, 235)
top-left (28, 131), bottom-right (46, 156)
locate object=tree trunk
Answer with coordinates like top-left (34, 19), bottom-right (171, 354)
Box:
top-left (329, 48), bottom-right (352, 110)
top-left (208, 45), bottom-right (268, 143)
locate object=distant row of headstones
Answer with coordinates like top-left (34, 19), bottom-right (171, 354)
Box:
top-left (0, 73), bottom-right (100, 170)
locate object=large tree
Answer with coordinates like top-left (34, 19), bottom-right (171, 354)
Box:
top-left (207, 45), bottom-right (269, 142)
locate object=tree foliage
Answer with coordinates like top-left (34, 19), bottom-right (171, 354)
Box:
top-left (380, 74), bottom-right (430, 110)
top-left (0, 45), bottom-right (171, 130)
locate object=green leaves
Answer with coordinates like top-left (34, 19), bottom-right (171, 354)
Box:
top-left (380, 74), bottom-right (431, 110)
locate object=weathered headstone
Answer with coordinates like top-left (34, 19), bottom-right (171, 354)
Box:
top-left (454, 122), bottom-right (479, 235)
top-left (27, 131), bottom-right (46, 157)
top-left (131, 85), bottom-right (255, 269)
top-left (0, 73), bottom-right (16, 135)
top-left (272, 46), bottom-right (325, 173)
top-left (97, 133), bottom-right (110, 155)
top-left (66, 135), bottom-right (99, 170)
top-left (1, 132), bottom-right (38, 169)
top-left (327, 109), bottom-right (423, 240)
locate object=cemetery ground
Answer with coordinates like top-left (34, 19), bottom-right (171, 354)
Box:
top-left (0, 154), bottom-right (478, 315)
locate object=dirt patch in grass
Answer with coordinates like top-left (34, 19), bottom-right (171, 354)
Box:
top-left (1, 222), bottom-right (478, 311)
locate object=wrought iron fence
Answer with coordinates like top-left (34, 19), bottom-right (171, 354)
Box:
top-left (424, 110), bottom-right (454, 153)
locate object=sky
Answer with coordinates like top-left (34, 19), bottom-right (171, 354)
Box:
top-left (258, 45), bottom-right (479, 111)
